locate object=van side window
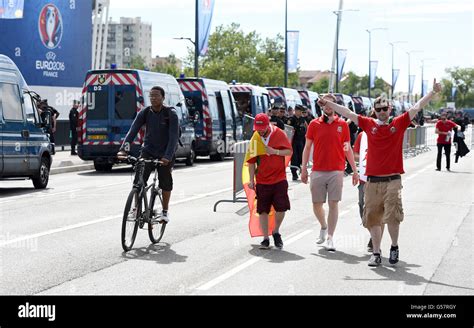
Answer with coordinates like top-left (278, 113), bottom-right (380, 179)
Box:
top-left (23, 93), bottom-right (39, 123)
top-left (0, 83), bottom-right (23, 121)
top-left (207, 95), bottom-right (219, 120)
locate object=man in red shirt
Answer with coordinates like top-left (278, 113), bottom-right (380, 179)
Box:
top-left (435, 112), bottom-right (460, 171)
top-left (318, 79), bottom-right (442, 267)
top-left (301, 94), bottom-right (359, 252)
top-left (248, 113), bottom-right (293, 249)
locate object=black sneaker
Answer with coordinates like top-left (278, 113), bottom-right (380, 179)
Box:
top-left (367, 238), bottom-right (373, 253)
top-left (389, 246), bottom-right (399, 265)
top-left (272, 233), bottom-right (284, 249)
top-left (292, 175), bottom-right (298, 181)
top-left (259, 238), bottom-right (270, 249)
top-left (368, 253), bottom-right (382, 267)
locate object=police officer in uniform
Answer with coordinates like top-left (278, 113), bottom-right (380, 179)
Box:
top-left (69, 100), bottom-right (80, 155)
top-left (288, 105), bottom-right (308, 181)
top-left (270, 103), bottom-right (285, 130)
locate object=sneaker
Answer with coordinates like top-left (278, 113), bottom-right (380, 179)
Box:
top-left (160, 211), bottom-right (170, 223)
top-left (389, 246), bottom-right (399, 265)
top-left (316, 228), bottom-right (327, 244)
top-left (368, 253), bottom-right (382, 267)
top-left (367, 238), bottom-right (373, 253)
top-left (259, 238), bottom-right (270, 249)
top-left (325, 238), bottom-right (336, 251)
top-left (272, 233), bottom-right (283, 249)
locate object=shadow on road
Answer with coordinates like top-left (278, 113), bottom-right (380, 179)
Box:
top-left (0, 187), bottom-right (51, 198)
top-left (312, 248), bottom-right (370, 265)
top-left (249, 245), bottom-right (305, 263)
top-left (121, 243), bottom-right (188, 265)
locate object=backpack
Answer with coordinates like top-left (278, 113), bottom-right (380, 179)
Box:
top-left (144, 106), bottom-right (183, 147)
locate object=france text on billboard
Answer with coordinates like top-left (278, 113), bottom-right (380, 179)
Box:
top-left (0, 0), bottom-right (92, 87)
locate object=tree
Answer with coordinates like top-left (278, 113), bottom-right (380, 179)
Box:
top-left (446, 67), bottom-right (474, 108)
top-left (310, 77), bottom-right (329, 93)
top-left (183, 23), bottom-right (299, 86)
top-left (130, 56), bottom-right (146, 70)
top-left (153, 54), bottom-right (180, 77)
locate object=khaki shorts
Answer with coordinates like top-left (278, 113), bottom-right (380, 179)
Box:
top-left (363, 179), bottom-right (404, 228)
top-left (310, 171), bottom-right (344, 203)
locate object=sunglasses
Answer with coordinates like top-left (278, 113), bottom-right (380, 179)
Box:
top-left (374, 106), bottom-right (389, 113)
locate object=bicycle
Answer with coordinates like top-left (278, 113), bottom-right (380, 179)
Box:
top-left (120, 155), bottom-right (167, 252)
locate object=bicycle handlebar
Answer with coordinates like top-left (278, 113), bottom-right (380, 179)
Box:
top-left (118, 155), bottom-right (163, 166)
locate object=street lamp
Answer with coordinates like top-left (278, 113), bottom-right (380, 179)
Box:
top-left (406, 50), bottom-right (423, 102)
top-left (173, 37), bottom-right (197, 77)
top-left (366, 27), bottom-right (387, 99)
top-left (420, 57), bottom-right (435, 97)
top-left (389, 41), bottom-right (407, 99)
top-left (332, 9), bottom-right (359, 93)
top-left (284, 0), bottom-right (288, 87)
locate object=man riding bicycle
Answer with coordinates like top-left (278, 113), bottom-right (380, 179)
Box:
top-left (117, 86), bottom-right (179, 223)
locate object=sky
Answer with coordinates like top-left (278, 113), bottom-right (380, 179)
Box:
top-left (108, 0), bottom-right (473, 94)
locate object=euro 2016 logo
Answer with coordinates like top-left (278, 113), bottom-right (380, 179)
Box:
top-left (38, 4), bottom-right (63, 50)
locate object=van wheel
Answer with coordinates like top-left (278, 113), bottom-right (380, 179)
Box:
top-left (94, 161), bottom-right (113, 172)
top-left (32, 157), bottom-right (50, 189)
top-left (210, 152), bottom-right (225, 161)
top-left (185, 145), bottom-right (196, 166)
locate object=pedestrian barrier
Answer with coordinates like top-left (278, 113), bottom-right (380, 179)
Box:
top-left (213, 120), bottom-right (296, 212)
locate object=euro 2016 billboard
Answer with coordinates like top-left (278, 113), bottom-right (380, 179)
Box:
top-left (0, 0), bottom-right (92, 87)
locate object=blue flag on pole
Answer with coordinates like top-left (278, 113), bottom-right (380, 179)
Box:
top-left (287, 30), bottom-right (299, 73)
top-left (337, 49), bottom-right (347, 82)
top-left (392, 69), bottom-right (400, 91)
top-left (198, 0), bottom-right (215, 56)
top-left (370, 61), bottom-right (378, 89)
top-left (0, 0), bottom-right (24, 19)
top-left (451, 86), bottom-right (457, 99)
top-left (422, 80), bottom-right (428, 97)
top-left (409, 75), bottom-right (416, 94)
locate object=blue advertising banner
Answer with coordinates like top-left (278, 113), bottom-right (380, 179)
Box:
top-left (0, 0), bottom-right (24, 19)
top-left (370, 60), bottom-right (378, 89)
top-left (451, 86), bottom-right (457, 99)
top-left (392, 69), bottom-right (400, 91)
top-left (287, 30), bottom-right (299, 73)
top-left (198, 0), bottom-right (215, 56)
top-left (409, 75), bottom-right (416, 94)
top-left (337, 49), bottom-right (347, 82)
top-left (0, 0), bottom-right (92, 87)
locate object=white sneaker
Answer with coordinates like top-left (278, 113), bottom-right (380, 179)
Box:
top-left (316, 228), bottom-right (327, 244)
top-left (160, 211), bottom-right (170, 223)
top-left (325, 238), bottom-right (336, 252)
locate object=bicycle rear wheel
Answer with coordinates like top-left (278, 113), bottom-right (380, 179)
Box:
top-left (148, 190), bottom-right (167, 244)
top-left (121, 188), bottom-right (141, 252)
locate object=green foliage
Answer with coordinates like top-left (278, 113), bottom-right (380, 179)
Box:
top-left (152, 54), bottom-right (181, 77)
top-left (183, 23), bottom-right (298, 86)
top-left (129, 56), bottom-right (146, 70)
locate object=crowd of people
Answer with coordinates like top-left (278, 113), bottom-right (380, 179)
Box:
top-left (245, 79), bottom-right (471, 268)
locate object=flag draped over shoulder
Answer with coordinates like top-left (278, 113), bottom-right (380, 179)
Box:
top-left (242, 131), bottom-right (291, 237)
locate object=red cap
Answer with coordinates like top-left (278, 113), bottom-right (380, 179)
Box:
top-left (253, 113), bottom-right (270, 131)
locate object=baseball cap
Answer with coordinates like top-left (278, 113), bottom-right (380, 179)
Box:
top-left (253, 113), bottom-right (270, 131)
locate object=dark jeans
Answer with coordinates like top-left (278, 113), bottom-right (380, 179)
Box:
top-left (70, 129), bottom-right (78, 153)
top-left (133, 151), bottom-right (175, 191)
top-left (437, 143), bottom-right (451, 170)
top-left (291, 140), bottom-right (305, 177)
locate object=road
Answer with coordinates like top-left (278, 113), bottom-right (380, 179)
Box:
top-left (0, 148), bottom-right (472, 295)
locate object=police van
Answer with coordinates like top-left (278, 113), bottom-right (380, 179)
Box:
top-left (178, 78), bottom-right (242, 161)
top-left (351, 96), bottom-right (367, 115)
top-left (0, 55), bottom-right (53, 189)
top-left (78, 69), bottom-right (196, 171)
top-left (298, 90), bottom-right (321, 117)
top-left (334, 93), bottom-right (355, 112)
top-left (266, 87), bottom-right (303, 111)
top-left (229, 83), bottom-right (271, 117)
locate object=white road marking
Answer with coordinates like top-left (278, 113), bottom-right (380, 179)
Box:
top-left (195, 229), bottom-right (313, 291)
top-left (0, 187), bottom-right (232, 247)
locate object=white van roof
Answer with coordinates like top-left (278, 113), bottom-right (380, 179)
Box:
top-left (0, 54), bottom-right (28, 90)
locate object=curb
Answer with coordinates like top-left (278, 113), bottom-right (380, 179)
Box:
top-left (50, 164), bottom-right (95, 175)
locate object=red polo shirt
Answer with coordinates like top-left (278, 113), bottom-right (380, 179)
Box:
top-left (247, 126), bottom-right (292, 185)
top-left (357, 112), bottom-right (411, 176)
top-left (436, 120), bottom-right (457, 144)
top-left (306, 116), bottom-right (350, 171)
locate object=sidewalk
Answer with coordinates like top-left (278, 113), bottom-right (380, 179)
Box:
top-left (50, 147), bottom-right (94, 175)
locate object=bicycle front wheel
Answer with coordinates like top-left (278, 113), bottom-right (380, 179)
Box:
top-left (121, 188), bottom-right (141, 252)
top-left (148, 190), bottom-right (166, 244)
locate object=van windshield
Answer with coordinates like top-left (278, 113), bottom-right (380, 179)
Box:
top-left (87, 87), bottom-right (108, 120)
top-left (114, 86), bottom-right (137, 120)
top-left (185, 93), bottom-right (203, 120)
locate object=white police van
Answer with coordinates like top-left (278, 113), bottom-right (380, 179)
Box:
top-left (0, 55), bottom-right (53, 188)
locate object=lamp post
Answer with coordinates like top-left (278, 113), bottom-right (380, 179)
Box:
top-left (332, 9), bottom-right (359, 93)
top-left (173, 37), bottom-right (197, 77)
top-left (406, 50), bottom-right (423, 102)
top-left (389, 41), bottom-right (407, 99)
top-left (284, 0), bottom-right (288, 87)
top-left (366, 28), bottom-right (387, 99)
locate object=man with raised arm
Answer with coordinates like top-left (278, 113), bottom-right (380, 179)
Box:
top-left (317, 79), bottom-right (442, 267)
